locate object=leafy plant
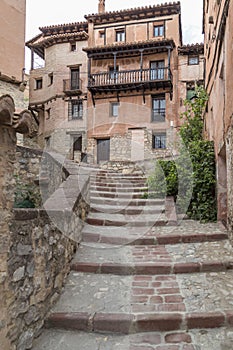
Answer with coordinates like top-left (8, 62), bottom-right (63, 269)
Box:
top-left (146, 85), bottom-right (217, 222)
top-left (147, 160), bottom-right (178, 198)
top-left (14, 175), bottom-right (42, 208)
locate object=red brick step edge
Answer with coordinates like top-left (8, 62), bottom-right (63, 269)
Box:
top-left (46, 311), bottom-right (233, 333)
top-left (71, 260), bottom-right (233, 275)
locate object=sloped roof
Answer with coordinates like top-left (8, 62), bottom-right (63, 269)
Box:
top-left (178, 43), bottom-right (204, 55)
top-left (85, 2), bottom-right (181, 24)
top-left (39, 21), bottom-right (88, 36)
top-left (26, 32), bottom-right (88, 59)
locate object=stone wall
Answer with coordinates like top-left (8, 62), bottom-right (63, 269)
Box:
top-left (8, 209), bottom-right (76, 350)
top-left (0, 117), bottom-right (90, 349)
top-left (226, 126), bottom-right (233, 237)
top-left (7, 154), bottom-right (90, 350)
top-left (0, 81), bottom-right (27, 110)
top-left (0, 126), bottom-right (17, 350)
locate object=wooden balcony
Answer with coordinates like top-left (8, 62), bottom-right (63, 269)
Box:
top-left (63, 79), bottom-right (82, 96)
top-left (88, 67), bottom-right (172, 93)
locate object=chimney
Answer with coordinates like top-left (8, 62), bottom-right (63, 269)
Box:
top-left (98, 0), bottom-right (105, 14)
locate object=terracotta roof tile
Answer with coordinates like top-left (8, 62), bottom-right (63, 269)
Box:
top-left (39, 21), bottom-right (88, 33)
top-left (27, 32), bottom-right (88, 49)
top-left (178, 43), bottom-right (204, 55)
top-left (85, 1), bottom-right (180, 20)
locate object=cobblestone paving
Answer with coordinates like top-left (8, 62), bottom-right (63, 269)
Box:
top-left (33, 329), bottom-right (233, 350)
top-left (166, 241), bottom-right (233, 262)
top-left (178, 271), bottom-right (233, 312)
top-left (149, 220), bottom-right (225, 236)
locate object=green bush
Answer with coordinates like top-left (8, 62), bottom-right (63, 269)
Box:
top-left (147, 160), bottom-right (178, 198)
top-left (146, 85), bottom-right (217, 222)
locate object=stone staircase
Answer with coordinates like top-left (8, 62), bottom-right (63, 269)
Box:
top-left (33, 169), bottom-right (233, 349)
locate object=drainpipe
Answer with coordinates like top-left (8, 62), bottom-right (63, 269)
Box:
top-left (140, 49), bottom-right (144, 81)
top-left (168, 47), bottom-right (171, 80)
top-left (31, 48), bottom-right (34, 71)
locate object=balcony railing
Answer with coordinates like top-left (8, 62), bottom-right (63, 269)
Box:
top-left (63, 79), bottom-right (82, 95)
top-left (88, 67), bottom-right (172, 88)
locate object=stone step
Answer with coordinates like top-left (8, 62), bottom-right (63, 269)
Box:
top-left (44, 271), bottom-right (233, 334)
top-left (91, 185), bottom-right (148, 193)
top-left (32, 328), bottom-right (233, 350)
top-left (90, 203), bottom-right (164, 215)
top-left (90, 190), bottom-right (153, 199)
top-left (71, 241), bottom-right (233, 275)
top-left (90, 181), bottom-right (147, 188)
top-left (91, 173), bottom-right (146, 178)
top-left (90, 196), bottom-right (165, 207)
top-left (82, 225), bottom-right (228, 245)
top-left (86, 212), bottom-right (168, 227)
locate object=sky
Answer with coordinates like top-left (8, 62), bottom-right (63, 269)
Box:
top-left (25, 0), bottom-right (203, 71)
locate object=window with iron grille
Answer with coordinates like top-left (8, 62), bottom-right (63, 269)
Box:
top-left (68, 100), bottom-right (83, 120)
top-left (151, 95), bottom-right (166, 122)
top-left (152, 133), bottom-right (166, 149)
top-left (154, 25), bottom-right (164, 37)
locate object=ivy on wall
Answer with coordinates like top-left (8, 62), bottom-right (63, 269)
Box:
top-left (147, 86), bottom-right (217, 222)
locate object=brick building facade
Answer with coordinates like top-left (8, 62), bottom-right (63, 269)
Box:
top-left (0, 0), bottom-right (27, 110)
top-left (203, 0), bottom-right (232, 226)
top-left (27, 1), bottom-right (204, 164)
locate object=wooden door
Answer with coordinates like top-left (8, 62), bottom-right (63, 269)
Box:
top-left (97, 138), bottom-right (110, 163)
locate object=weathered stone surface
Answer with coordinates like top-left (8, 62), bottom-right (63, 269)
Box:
top-left (13, 266), bottom-right (25, 282)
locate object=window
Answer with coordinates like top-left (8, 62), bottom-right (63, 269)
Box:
top-left (70, 68), bottom-right (80, 90)
top-left (69, 100), bottom-right (83, 120)
top-left (154, 25), bottom-right (164, 37)
top-left (48, 73), bottom-right (53, 86)
top-left (116, 29), bottom-right (125, 42)
top-left (99, 30), bottom-right (105, 39)
top-left (188, 56), bottom-right (199, 65)
top-left (70, 43), bottom-right (76, 52)
top-left (152, 95), bottom-right (166, 122)
top-left (35, 78), bottom-right (42, 90)
top-left (150, 61), bottom-right (165, 80)
top-left (109, 66), bottom-right (119, 80)
top-left (110, 102), bottom-right (119, 117)
top-left (152, 133), bottom-right (166, 149)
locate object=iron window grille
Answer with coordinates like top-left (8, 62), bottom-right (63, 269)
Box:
top-left (152, 133), bottom-right (166, 149)
top-left (69, 100), bottom-right (83, 120)
top-left (151, 95), bottom-right (166, 122)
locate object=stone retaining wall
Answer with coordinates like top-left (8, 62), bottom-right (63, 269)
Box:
top-left (7, 153), bottom-right (90, 350)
